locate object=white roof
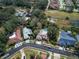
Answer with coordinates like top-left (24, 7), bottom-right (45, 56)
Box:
top-left (23, 27), bottom-right (32, 39)
top-left (9, 32), bottom-right (16, 39)
top-left (23, 27), bottom-right (32, 35)
top-left (24, 17), bottom-right (30, 21)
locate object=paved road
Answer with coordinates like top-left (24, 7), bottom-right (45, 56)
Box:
top-left (2, 43), bottom-right (79, 59)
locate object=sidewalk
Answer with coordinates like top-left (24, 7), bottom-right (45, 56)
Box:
top-left (54, 53), bottom-right (60, 59)
top-left (48, 52), bottom-right (52, 59)
top-left (20, 49), bottom-right (26, 59)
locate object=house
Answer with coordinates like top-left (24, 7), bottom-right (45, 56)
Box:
top-left (70, 20), bottom-right (79, 28)
top-left (36, 28), bottom-right (48, 40)
top-left (22, 27), bottom-right (32, 39)
top-left (58, 31), bottom-right (76, 47)
top-left (49, 0), bottom-right (60, 9)
top-left (8, 27), bottom-right (22, 45)
top-left (58, 0), bottom-right (65, 10)
top-left (64, 0), bottom-right (74, 12)
top-left (76, 0), bottom-right (79, 12)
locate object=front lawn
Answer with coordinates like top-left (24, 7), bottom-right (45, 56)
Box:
top-left (45, 10), bottom-right (79, 20)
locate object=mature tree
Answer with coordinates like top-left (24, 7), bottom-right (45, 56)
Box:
top-left (35, 0), bottom-right (48, 10)
top-left (32, 9), bottom-right (47, 19)
top-left (0, 28), bottom-right (8, 51)
top-left (3, 16), bottom-right (20, 33)
top-left (47, 23), bottom-right (59, 45)
top-left (0, 7), bottom-right (15, 26)
top-left (2, 7), bottom-right (15, 14)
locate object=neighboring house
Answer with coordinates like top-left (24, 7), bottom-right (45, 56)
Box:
top-left (15, 9), bottom-right (32, 17)
top-left (22, 27), bottom-right (32, 39)
top-left (71, 20), bottom-right (79, 28)
top-left (58, 31), bottom-right (76, 47)
top-left (8, 27), bottom-right (22, 45)
top-left (36, 28), bottom-right (48, 40)
top-left (76, 0), bottom-right (79, 12)
top-left (49, 0), bottom-right (60, 9)
top-left (64, 0), bottom-right (74, 12)
top-left (58, 0), bottom-right (65, 10)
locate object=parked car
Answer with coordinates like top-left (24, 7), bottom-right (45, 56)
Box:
top-left (35, 41), bottom-right (42, 45)
top-left (15, 42), bottom-right (23, 48)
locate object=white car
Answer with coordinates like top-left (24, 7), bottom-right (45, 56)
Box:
top-left (25, 40), bottom-right (30, 43)
top-left (15, 42), bottom-right (23, 48)
top-left (35, 41), bottom-right (42, 45)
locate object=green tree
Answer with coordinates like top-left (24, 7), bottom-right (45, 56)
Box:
top-left (35, 0), bottom-right (48, 10)
top-left (47, 23), bottom-right (59, 45)
top-left (0, 32), bottom-right (7, 50)
top-left (0, 7), bottom-right (15, 26)
top-left (2, 7), bottom-right (15, 14)
top-left (32, 9), bottom-right (47, 19)
top-left (3, 16), bottom-right (20, 33)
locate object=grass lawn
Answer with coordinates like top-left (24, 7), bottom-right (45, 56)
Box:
top-left (10, 51), bottom-right (21, 59)
top-left (45, 10), bottom-right (79, 20)
top-left (24, 48), bottom-right (39, 59)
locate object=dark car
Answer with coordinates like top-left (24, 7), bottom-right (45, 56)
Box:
top-left (0, 49), bottom-right (5, 57)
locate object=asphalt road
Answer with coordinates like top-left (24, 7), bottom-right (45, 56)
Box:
top-left (2, 43), bottom-right (79, 59)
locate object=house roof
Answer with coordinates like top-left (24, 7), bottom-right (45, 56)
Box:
top-left (60, 31), bottom-right (75, 41)
top-left (8, 27), bottom-right (22, 44)
top-left (23, 27), bottom-right (32, 39)
top-left (65, 0), bottom-right (73, 6)
top-left (36, 28), bottom-right (48, 40)
top-left (23, 27), bottom-right (32, 35)
top-left (58, 31), bottom-right (76, 46)
top-left (50, 0), bottom-right (60, 9)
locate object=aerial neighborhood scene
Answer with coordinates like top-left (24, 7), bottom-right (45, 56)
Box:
top-left (0, 0), bottom-right (79, 59)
